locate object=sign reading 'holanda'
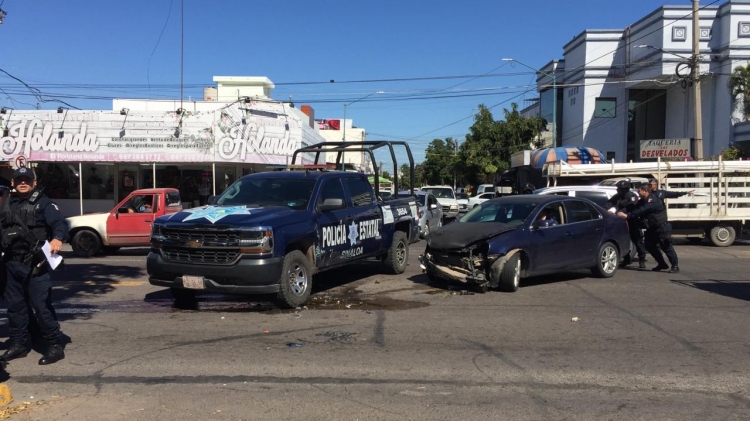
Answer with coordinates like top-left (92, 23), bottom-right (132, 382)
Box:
top-left (0, 103), bottom-right (319, 164)
top-left (639, 138), bottom-right (692, 159)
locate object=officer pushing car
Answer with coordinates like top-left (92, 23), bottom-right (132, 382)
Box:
top-left (617, 184), bottom-right (679, 273)
top-left (1, 167), bottom-right (69, 365)
top-left (605, 180), bottom-right (647, 269)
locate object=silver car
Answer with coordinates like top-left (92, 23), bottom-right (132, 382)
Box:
top-left (416, 191), bottom-right (443, 238)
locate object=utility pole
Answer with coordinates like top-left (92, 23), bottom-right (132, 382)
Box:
top-left (692, 0), bottom-right (703, 159)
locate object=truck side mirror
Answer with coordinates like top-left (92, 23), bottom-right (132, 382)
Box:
top-left (319, 198), bottom-right (344, 212)
top-left (430, 204), bottom-right (437, 210)
top-left (207, 195), bottom-right (217, 205)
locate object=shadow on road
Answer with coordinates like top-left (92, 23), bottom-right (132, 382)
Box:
top-left (671, 279), bottom-right (750, 302)
top-left (407, 270), bottom-right (592, 292)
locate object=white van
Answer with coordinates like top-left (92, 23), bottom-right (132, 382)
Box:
top-left (475, 184), bottom-right (495, 196)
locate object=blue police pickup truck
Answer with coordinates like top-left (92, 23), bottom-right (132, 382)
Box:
top-left (147, 168), bottom-right (419, 308)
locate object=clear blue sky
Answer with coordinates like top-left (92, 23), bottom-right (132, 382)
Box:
top-left (0, 0), bottom-right (694, 163)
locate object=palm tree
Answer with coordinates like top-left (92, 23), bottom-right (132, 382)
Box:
top-left (729, 63), bottom-right (750, 121)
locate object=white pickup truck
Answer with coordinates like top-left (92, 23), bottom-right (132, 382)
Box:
top-left (420, 185), bottom-right (459, 221)
top-left (544, 157), bottom-right (750, 247)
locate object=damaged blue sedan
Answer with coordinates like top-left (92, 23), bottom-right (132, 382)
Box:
top-left (419, 195), bottom-right (631, 292)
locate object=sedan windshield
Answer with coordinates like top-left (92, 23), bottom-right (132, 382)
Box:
top-left (216, 177), bottom-right (316, 210)
top-left (459, 201), bottom-right (538, 225)
top-left (422, 188), bottom-right (455, 199)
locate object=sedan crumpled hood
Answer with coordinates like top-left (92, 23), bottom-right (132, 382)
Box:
top-left (428, 222), bottom-right (518, 250)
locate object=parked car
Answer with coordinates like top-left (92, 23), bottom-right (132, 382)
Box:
top-left (419, 195), bottom-right (631, 292)
top-left (66, 188), bottom-right (183, 257)
top-left (533, 185), bottom-right (620, 208)
top-left (468, 192), bottom-right (496, 209)
top-left (421, 185), bottom-right (459, 220)
top-left (416, 191), bottom-right (443, 238)
top-left (456, 192), bottom-right (470, 213)
top-left (598, 177), bottom-right (650, 190)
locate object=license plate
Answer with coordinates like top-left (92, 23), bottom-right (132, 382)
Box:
top-left (182, 276), bottom-right (205, 290)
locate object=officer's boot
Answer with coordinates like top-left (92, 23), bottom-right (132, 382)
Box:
top-left (38, 344), bottom-right (65, 365)
top-left (669, 266), bottom-right (680, 273)
top-left (1, 343), bottom-right (29, 361)
top-left (618, 254), bottom-right (632, 268)
top-left (638, 259), bottom-right (646, 269)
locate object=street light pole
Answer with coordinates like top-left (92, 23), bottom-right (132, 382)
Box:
top-left (692, 0), bottom-right (703, 159)
top-left (503, 58), bottom-right (557, 147)
top-left (342, 90), bottom-right (383, 170)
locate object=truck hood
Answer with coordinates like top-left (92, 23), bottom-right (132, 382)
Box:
top-left (428, 222), bottom-right (517, 250)
top-left (65, 212), bottom-right (109, 229)
top-left (155, 205), bottom-right (298, 227)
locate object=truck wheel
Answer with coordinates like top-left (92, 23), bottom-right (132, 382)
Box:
top-left (275, 250), bottom-right (312, 309)
top-left (383, 231), bottom-right (408, 274)
top-left (71, 230), bottom-right (101, 257)
top-left (710, 224), bottom-right (736, 247)
top-left (170, 287), bottom-right (196, 302)
top-left (590, 241), bottom-right (619, 278)
top-left (498, 254), bottom-right (521, 292)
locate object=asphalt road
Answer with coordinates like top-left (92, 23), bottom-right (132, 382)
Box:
top-left (0, 240), bottom-right (749, 420)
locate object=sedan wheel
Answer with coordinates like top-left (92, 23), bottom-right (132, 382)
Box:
top-left (591, 241), bottom-right (619, 278)
top-left (498, 254), bottom-right (521, 292)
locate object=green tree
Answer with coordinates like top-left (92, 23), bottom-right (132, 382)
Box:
top-left (421, 138), bottom-right (459, 185)
top-left (461, 103), bottom-right (545, 180)
top-left (729, 63), bottom-right (750, 121)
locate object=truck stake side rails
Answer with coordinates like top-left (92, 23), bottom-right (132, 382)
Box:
top-left (147, 141), bottom-right (419, 308)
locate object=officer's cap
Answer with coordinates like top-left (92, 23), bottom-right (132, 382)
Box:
top-left (13, 167), bottom-right (35, 181)
top-left (615, 180), bottom-right (630, 190)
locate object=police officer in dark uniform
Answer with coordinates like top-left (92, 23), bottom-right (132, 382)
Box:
top-left (617, 185), bottom-right (679, 273)
top-left (605, 180), bottom-right (646, 268)
top-left (649, 178), bottom-right (694, 201)
top-left (1, 167), bottom-right (68, 365)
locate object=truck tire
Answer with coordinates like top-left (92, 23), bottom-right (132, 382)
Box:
top-left (71, 230), bottom-right (101, 257)
top-left (276, 250), bottom-right (313, 309)
top-left (590, 241), bottom-right (619, 278)
top-left (383, 231), bottom-right (408, 274)
top-left (709, 224), bottom-right (736, 247)
top-left (498, 253), bottom-right (521, 292)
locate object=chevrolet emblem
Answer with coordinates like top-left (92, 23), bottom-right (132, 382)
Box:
top-left (185, 240), bottom-right (202, 248)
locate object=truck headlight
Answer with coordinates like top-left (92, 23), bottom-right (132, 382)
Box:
top-left (151, 224), bottom-right (165, 244)
top-left (239, 227), bottom-right (274, 254)
top-left (450, 205), bottom-right (458, 210)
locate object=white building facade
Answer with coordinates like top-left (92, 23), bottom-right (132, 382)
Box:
top-left (536, 0), bottom-right (750, 162)
top-left (0, 77), bottom-right (328, 216)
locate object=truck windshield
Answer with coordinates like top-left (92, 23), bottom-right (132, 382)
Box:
top-left (422, 188), bottom-right (454, 199)
top-left (216, 177), bottom-right (316, 210)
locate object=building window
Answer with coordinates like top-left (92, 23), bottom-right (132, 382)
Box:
top-left (672, 26), bottom-right (687, 41)
top-left (594, 98), bottom-right (617, 118)
top-left (739, 22), bottom-right (750, 38)
top-left (570, 97), bottom-right (576, 106)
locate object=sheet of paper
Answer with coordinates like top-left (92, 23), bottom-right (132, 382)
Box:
top-left (41, 241), bottom-right (63, 270)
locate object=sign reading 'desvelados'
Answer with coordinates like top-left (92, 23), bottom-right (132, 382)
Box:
top-left (0, 104), bottom-right (319, 164)
top-left (639, 138), bottom-right (692, 159)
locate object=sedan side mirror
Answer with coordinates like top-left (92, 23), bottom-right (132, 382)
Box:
top-left (533, 219), bottom-right (552, 229)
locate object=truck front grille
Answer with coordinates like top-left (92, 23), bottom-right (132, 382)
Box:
top-left (441, 205), bottom-right (451, 213)
top-left (162, 228), bottom-right (241, 245)
top-left (162, 248), bottom-right (241, 265)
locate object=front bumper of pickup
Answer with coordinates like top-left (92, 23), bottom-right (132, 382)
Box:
top-left (147, 252), bottom-right (284, 294)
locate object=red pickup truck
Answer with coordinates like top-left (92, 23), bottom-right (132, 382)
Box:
top-left (66, 188), bottom-right (183, 257)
